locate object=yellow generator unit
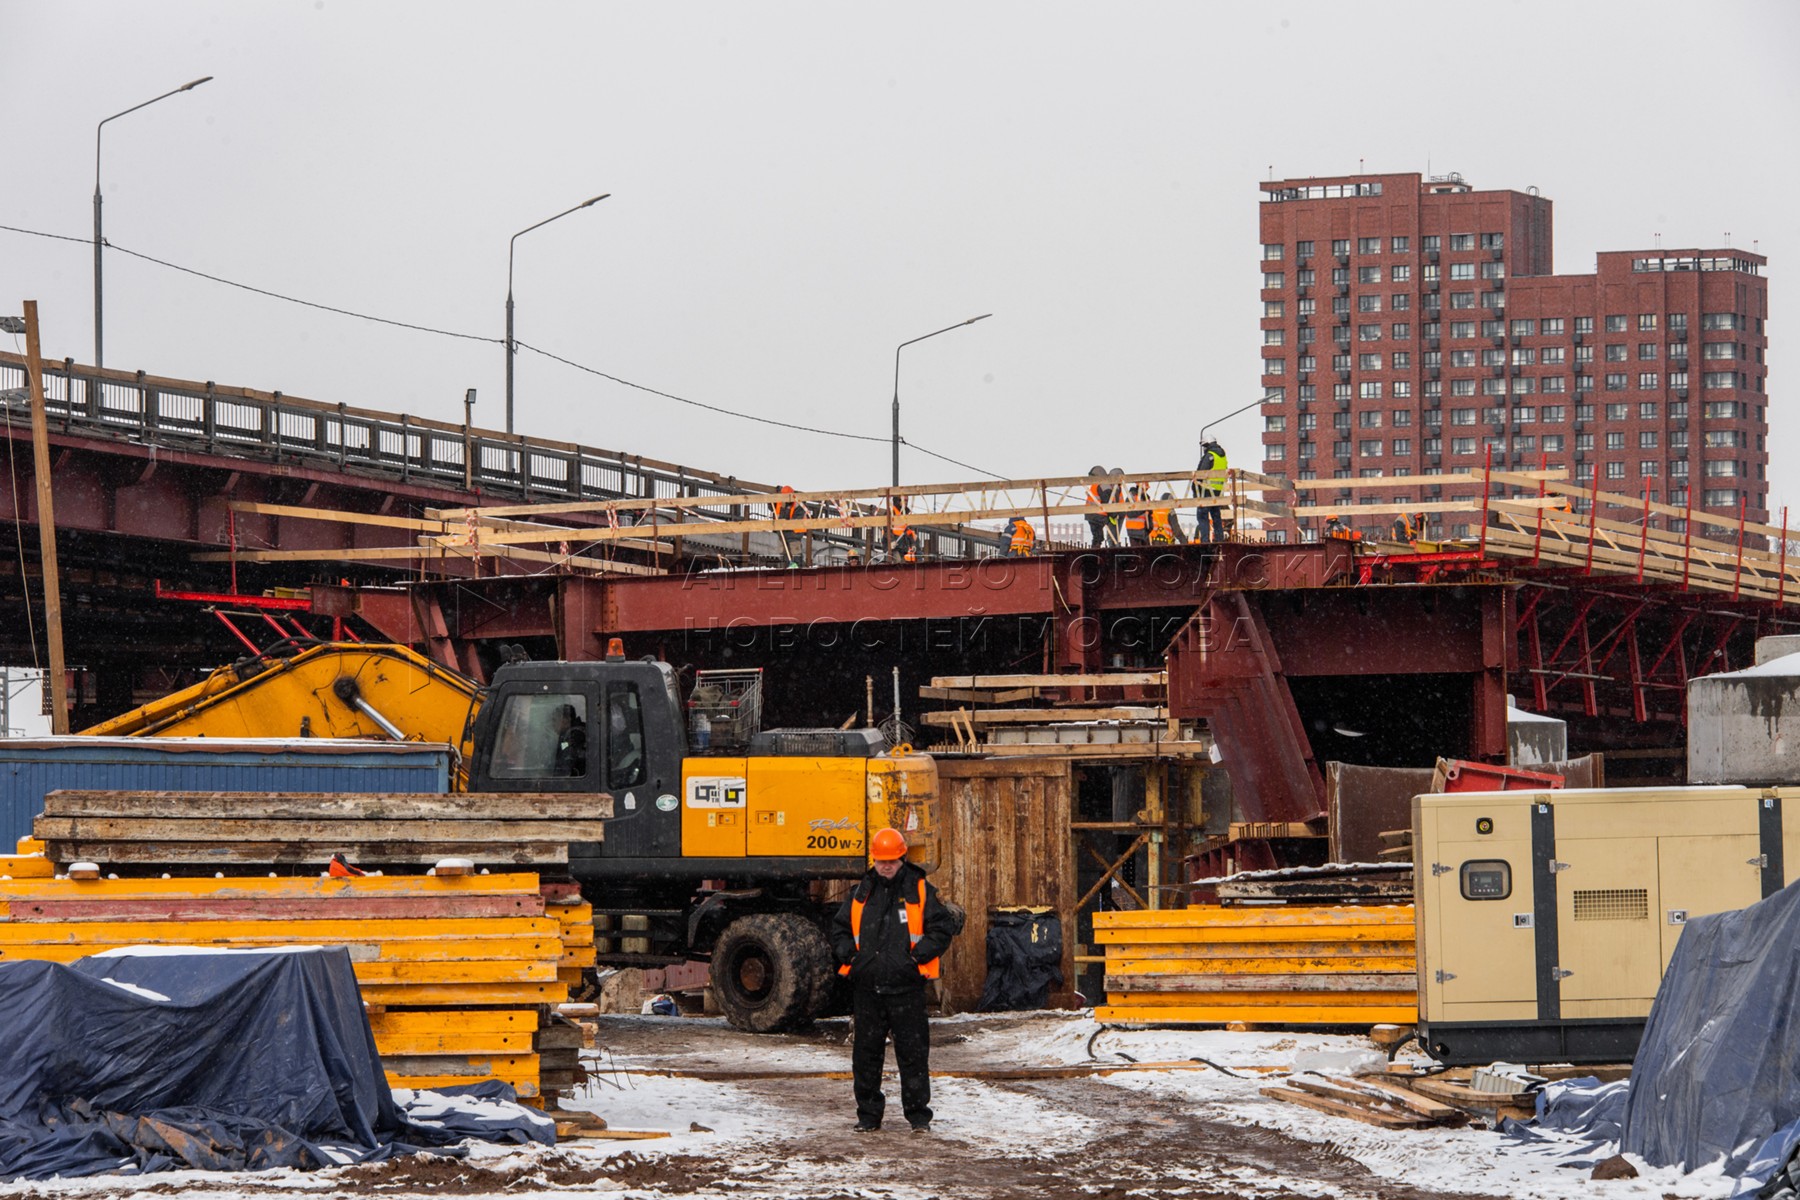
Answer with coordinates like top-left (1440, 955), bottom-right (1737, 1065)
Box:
top-left (1414, 785), bottom-right (1799, 1065)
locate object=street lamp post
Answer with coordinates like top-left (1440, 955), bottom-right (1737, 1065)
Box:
top-left (505, 193), bottom-right (609, 434)
top-left (892, 314), bottom-right (991, 488)
top-left (94, 76), bottom-right (212, 370)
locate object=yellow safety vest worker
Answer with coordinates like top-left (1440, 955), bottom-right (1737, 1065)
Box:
top-left (1199, 449), bottom-right (1229, 497)
top-left (838, 877), bottom-right (940, 979)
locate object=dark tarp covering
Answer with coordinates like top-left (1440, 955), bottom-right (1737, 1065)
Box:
top-left (1501, 1078), bottom-right (1627, 1169)
top-left (978, 908), bottom-right (1063, 1012)
top-left (0, 947), bottom-right (548, 1181)
top-left (1620, 877), bottom-right (1800, 1191)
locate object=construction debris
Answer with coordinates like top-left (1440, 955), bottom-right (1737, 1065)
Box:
top-left (1262, 1073), bottom-right (1469, 1129)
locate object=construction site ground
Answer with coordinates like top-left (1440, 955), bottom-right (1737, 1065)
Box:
top-left (0, 1011), bottom-right (1736, 1200)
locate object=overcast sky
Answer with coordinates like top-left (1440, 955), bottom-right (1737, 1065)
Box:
top-left (5, 0), bottom-right (1795, 502)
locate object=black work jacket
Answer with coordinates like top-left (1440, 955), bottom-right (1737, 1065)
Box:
top-left (830, 863), bottom-right (956, 993)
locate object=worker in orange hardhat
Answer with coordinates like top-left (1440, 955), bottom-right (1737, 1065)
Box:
top-left (831, 827), bottom-right (961, 1134)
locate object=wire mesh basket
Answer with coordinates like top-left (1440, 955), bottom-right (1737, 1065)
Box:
top-left (687, 668), bottom-right (764, 751)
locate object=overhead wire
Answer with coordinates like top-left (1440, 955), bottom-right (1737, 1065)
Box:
top-left (1, 221), bottom-right (1007, 478)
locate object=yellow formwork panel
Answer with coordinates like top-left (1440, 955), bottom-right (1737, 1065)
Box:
top-left (0, 918), bottom-right (561, 944)
top-left (0, 873), bottom-right (544, 900)
top-left (359, 982), bottom-right (568, 1006)
top-left (374, 1031), bottom-right (536, 1056)
top-left (1094, 924), bottom-right (1414, 945)
top-left (365, 1009), bottom-right (539, 1035)
top-left (1095, 905), bottom-right (1415, 928)
top-left (0, 946), bottom-right (557, 984)
top-left (1094, 1004), bottom-right (1418, 1025)
top-left (1106, 955), bottom-right (1415, 975)
top-left (1098, 940), bottom-right (1416, 960)
top-left (0, 855), bottom-right (53, 878)
top-left (387, 1074), bottom-right (539, 1097)
top-left (1105, 989), bottom-right (1417, 1007)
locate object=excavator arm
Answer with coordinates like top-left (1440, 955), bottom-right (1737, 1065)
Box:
top-left (81, 642), bottom-right (485, 788)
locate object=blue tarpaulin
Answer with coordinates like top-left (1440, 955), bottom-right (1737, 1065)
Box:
top-left (1619, 877), bottom-right (1800, 1194)
top-left (0, 946), bottom-right (552, 1181)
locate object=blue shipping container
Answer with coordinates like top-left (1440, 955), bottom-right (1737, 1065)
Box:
top-left (0, 738), bottom-right (453, 851)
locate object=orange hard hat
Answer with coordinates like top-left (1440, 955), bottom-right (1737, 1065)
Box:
top-left (870, 827), bottom-right (908, 861)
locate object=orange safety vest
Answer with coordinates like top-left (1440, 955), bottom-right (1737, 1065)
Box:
top-left (839, 877), bottom-right (940, 979)
top-left (1149, 507), bottom-right (1176, 543)
top-left (1122, 487), bottom-right (1148, 532)
top-left (1008, 521), bottom-right (1035, 555)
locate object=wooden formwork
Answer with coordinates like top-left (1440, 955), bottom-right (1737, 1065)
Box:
top-left (933, 757), bottom-right (1078, 1012)
top-left (1093, 903), bottom-right (1417, 1026)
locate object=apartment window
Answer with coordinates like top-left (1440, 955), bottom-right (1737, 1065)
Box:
top-left (1480, 232), bottom-right (1505, 250)
top-left (1359, 354), bottom-right (1383, 371)
top-left (1333, 412), bottom-right (1352, 430)
top-left (1298, 268), bottom-right (1316, 286)
top-left (1703, 460), bottom-right (1740, 477)
top-left (1638, 343), bottom-right (1659, 360)
top-left (1450, 262), bottom-right (1476, 281)
top-left (1391, 293), bottom-right (1411, 312)
top-left (1606, 432), bottom-right (1625, 450)
top-left (1332, 297), bottom-right (1351, 315)
top-left (1576, 433), bottom-right (1594, 451)
top-left (1482, 377), bottom-right (1506, 395)
top-left (1542, 376), bottom-right (1567, 394)
top-left (1266, 358), bottom-right (1286, 376)
top-left (1296, 240), bottom-right (1315, 258)
top-left (1422, 235), bottom-right (1441, 252)
top-left (1451, 408), bottom-right (1476, 426)
top-left (1449, 349), bottom-right (1476, 367)
top-left (1512, 435), bottom-right (1535, 452)
top-left (1639, 372), bottom-right (1659, 390)
top-left (1605, 373), bottom-right (1628, 391)
top-left (1299, 328), bottom-right (1317, 346)
top-left (1704, 430), bottom-right (1748, 448)
top-left (1391, 236), bottom-right (1410, 253)
top-left (1265, 329), bottom-right (1286, 346)
top-left (1359, 468), bottom-right (1384, 478)
top-left (1391, 323), bottom-right (1412, 341)
top-left (1512, 377), bottom-right (1535, 395)
top-left (1668, 312), bottom-right (1688, 332)
top-left (1637, 313), bottom-right (1658, 332)
top-left (1424, 381), bottom-right (1442, 400)
top-left (1451, 379), bottom-right (1477, 397)
top-left (1480, 292), bottom-right (1506, 310)
top-left (1450, 233), bottom-right (1475, 251)
top-left (1299, 355), bottom-right (1318, 372)
top-left (1541, 317), bottom-right (1565, 335)
top-left (1639, 431), bottom-right (1658, 449)
top-left (1542, 346), bottom-right (1566, 365)
top-left (1605, 315), bottom-right (1627, 332)
top-left (1263, 243), bottom-right (1285, 261)
top-left (1669, 400), bottom-right (1688, 419)
top-left (1575, 375), bottom-right (1595, 392)
top-left (1514, 406), bottom-right (1536, 422)
top-left (1450, 321), bottom-right (1474, 339)
top-left (1701, 312), bottom-right (1742, 331)
top-left (1670, 460), bottom-right (1689, 478)
top-left (1481, 349), bottom-right (1504, 366)
top-left (1422, 263), bottom-right (1441, 283)
top-left (1605, 462), bottom-right (1625, 479)
top-left (1358, 266), bottom-right (1382, 284)
top-left (1422, 350), bottom-right (1442, 368)
top-left (1332, 267), bottom-right (1350, 285)
top-left (1543, 435), bottom-right (1565, 452)
top-left (1573, 347), bottom-right (1594, 366)
top-left (1423, 436), bottom-right (1442, 454)
top-left (1358, 237), bottom-right (1382, 255)
top-left (1452, 437), bottom-right (1476, 455)
top-left (1542, 406), bottom-right (1566, 422)
top-left (1392, 438), bottom-right (1411, 455)
top-left (1481, 261), bottom-right (1505, 280)
top-left (1359, 439), bottom-right (1383, 457)
top-left (1605, 344), bottom-right (1627, 362)
top-left (1359, 387), bottom-right (1384, 405)
top-left (1390, 409), bottom-right (1413, 428)
top-left (1331, 238), bottom-right (1350, 256)
top-left (1512, 348), bottom-right (1536, 365)
top-left (1298, 412), bottom-right (1317, 431)
top-left (1574, 316), bottom-right (1595, 334)
top-left (1265, 301), bottom-right (1285, 319)
top-left (1704, 489), bottom-right (1739, 507)
top-left (1265, 443), bottom-right (1286, 461)
top-left (1297, 441), bottom-right (1316, 460)
top-left (1701, 342), bottom-right (1738, 360)
top-left (1393, 264), bottom-right (1412, 283)
top-left (1332, 352), bottom-right (1352, 370)
top-left (1263, 272), bottom-right (1285, 289)
top-left (1358, 295), bottom-right (1382, 313)
top-left (1359, 324), bottom-right (1383, 341)
top-left (1576, 404), bottom-right (1596, 421)
top-left (1265, 415), bottom-right (1287, 432)
top-left (1450, 292), bottom-right (1476, 309)
top-left (1605, 402), bottom-right (1628, 420)
top-left (1702, 372), bottom-right (1739, 390)
top-left (1392, 352), bottom-right (1412, 369)
top-left (1334, 383), bottom-right (1353, 402)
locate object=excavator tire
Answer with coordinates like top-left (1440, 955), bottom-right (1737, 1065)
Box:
top-left (711, 912), bottom-right (834, 1034)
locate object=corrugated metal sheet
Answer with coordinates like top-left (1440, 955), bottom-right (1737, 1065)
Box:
top-left (0, 739), bottom-right (452, 850)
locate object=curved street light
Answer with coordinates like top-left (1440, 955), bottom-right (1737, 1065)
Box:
top-left (94, 75), bottom-right (213, 369)
top-left (505, 193), bottom-right (609, 433)
top-left (892, 313), bottom-right (991, 488)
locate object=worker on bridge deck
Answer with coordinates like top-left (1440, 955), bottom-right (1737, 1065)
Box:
top-left (888, 496), bottom-right (918, 563)
top-left (832, 828), bottom-right (959, 1134)
top-left (1390, 511), bottom-right (1426, 543)
top-left (1005, 516), bottom-right (1037, 557)
top-left (1084, 466), bottom-right (1114, 548)
top-left (1194, 439), bottom-right (1229, 542)
top-left (1322, 512), bottom-right (1363, 543)
top-left (1149, 492), bottom-right (1186, 545)
top-left (1122, 481), bottom-right (1151, 547)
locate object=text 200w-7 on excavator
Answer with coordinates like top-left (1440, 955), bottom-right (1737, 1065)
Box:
top-left (82, 640), bottom-right (938, 1032)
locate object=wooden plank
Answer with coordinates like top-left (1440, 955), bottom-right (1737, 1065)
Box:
top-left (1096, 905), bottom-right (1414, 928)
top-left (917, 686), bottom-right (1038, 704)
top-left (2, 896), bottom-right (547, 922)
top-left (1105, 973), bottom-right (1412, 993)
top-left (920, 707), bottom-right (1166, 727)
top-left (41, 841), bottom-right (570, 866)
top-left (374, 1031), bottom-right (536, 1055)
top-left (969, 741), bottom-right (1214, 759)
top-left (1096, 1004), bottom-right (1417, 1024)
top-left (35, 816), bottom-right (610, 843)
top-left (1352, 1077), bottom-right (1465, 1123)
top-left (0, 872), bottom-right (545, 899)
top-left (358, 982), bottom-right (570, 1006)
top-left (931, 672), bottom-right (1166, 690)
top-left (1106, 955), bottom-right (1414, 974)
top-left (1264, 1083), bottom-right (1430, 1128)
top-left (40, 792), bottom-right (613, 821)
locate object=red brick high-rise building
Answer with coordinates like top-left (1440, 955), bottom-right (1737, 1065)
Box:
top-left (1256, 172), bottom-right (1769, 542)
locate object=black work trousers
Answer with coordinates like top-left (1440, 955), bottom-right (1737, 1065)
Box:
top-left (851, 986), bottom-right (932, 1127)
top-left (1199, 500), bottom-right (1225, 542)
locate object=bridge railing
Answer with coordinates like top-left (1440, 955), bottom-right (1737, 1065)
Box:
top-left (0, 352), bottom-right (990, 559)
